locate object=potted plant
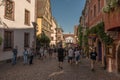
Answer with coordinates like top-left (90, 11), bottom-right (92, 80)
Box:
top-left (103, 0), bottom-right (119, 13)
top-left (103, 5), bottom-right (111, 13)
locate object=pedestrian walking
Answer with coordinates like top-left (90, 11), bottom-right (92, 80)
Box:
top-left (49, 47), bottom-right (53, 57)
top-left (23, 48), bottom-right (28, 64)
top-left (90, 48), bottom-right (97, 71)
top-left (53, 47), bottom-right (57, 58)
top-left (44, 47), bottom-right (48, 58)
top-left (39, 47), bottom-right (44, 60)
top-left (68, 47), bottom-right (74, 64)
top-left (29, 48), bottom-right (34, 65)
top-left (57, 45), bottom-right (64, 69)
top-left (74, 48), bottom-right (80, 64)
top-left (12, 46), bottom-right (18, 65)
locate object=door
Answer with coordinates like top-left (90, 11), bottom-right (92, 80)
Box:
top-left (117, 45), bottom-right (120, 72)
top-left (98, 41), bottom-right (102, 61)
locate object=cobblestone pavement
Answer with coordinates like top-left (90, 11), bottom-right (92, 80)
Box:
top-left (0, 56), bottom-right (120, 80)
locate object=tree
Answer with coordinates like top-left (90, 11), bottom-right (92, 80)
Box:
top-left (36, 32), bottom-right (50, 48)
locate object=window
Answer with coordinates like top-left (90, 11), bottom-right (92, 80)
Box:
top-left (24, 33), bottom-right (30, 48)
top-left (58, 37), bottom-right (61, 40)
top-left (94, 5), bottom-right (96, 17)
top-left (51, 37), bottom-right (54, 40)
top-left (4, 31), bottom-right (13, 50)
top-left (24, 9), bottom-right (30, 25)
top-left (26, 0), bottom-right (31, 3)
top-left (58, 30), bottom-right (61, 34)
top-left (118, 0), bottom-right (120, 5)
top-left (98, 0), bottom-right (100, 12)
top-left (4, 0), bottom-right (14, 20)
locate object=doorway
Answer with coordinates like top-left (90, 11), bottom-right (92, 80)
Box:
top-left (98, 41), bottom-right (102, 61)
top-left (117, 45), bottom-right (120, 72)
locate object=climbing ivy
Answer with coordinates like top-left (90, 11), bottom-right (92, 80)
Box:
top-left (89, 22), bottom-right (113, 45)
top-left (78, 24), bottom-right (83, 47)
top-left (83, 27), bottom-right (89, 57)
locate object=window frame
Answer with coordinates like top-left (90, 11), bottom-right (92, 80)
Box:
top-left (24, 9), bottom-right (30, 26)
top-left (24, 32), bottom-right (30, 48)
top-left (4, 30), bottom-right (14, 51)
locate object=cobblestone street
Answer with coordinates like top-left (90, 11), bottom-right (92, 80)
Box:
top-left (0, 57), bottom-right (120, 80)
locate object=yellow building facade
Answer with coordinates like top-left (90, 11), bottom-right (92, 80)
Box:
top-left (36, 0), bottom-right (52, 39)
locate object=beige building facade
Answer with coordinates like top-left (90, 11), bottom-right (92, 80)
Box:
top-left (0, 0), bottom-right (36, 61)
top-left (56, 25), bottom-right (64, 47)
top-left (36, 0), bottom-right (52, 39)
top-left (50, 17), bottom-right (57, 45)
top-left (63, 33), bottom-right (76, 48)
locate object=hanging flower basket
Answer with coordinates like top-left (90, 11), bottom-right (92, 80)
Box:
top-left (103, 0), bottom-right (119, 13)
top-left (110, 0), bottom-right (118, 10)
top-left (103, 5), bottom-right (111, 13)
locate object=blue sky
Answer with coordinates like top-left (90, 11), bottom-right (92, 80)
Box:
top-left (51, 0), bottom-right (86, 33)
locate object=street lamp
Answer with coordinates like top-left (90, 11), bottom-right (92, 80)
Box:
top-left (32, 22), bottom-right (38, 54)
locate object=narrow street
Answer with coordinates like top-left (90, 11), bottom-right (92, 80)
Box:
top-left (0, 56), bottom-right (120, 80)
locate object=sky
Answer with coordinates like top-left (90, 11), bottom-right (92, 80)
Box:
top-left (51, 0), bottom-right (86, 33)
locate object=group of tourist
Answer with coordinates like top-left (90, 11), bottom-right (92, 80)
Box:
top-left (12, 45), bottom-right (56, 65)
top-left (57, 45), bottom-right (82, 69)
top-left (12, 46), bottom-right (34, 65)
top-left (11, 45), bottom-right (97, 72)
top-left (57, 45), bottom-right (97, 71)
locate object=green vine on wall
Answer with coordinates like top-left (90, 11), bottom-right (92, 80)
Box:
top-left (103, 0), bottom-right (119, 13)
top-left (84, 27), bottom-right (89, 57)
top-left (89, 22), bottom-right (113, 45)
top-left (78, 24), bottom-right (83, 47)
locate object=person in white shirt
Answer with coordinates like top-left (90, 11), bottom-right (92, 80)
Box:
top-left (44, 47), bottom-right (48, 58)
top-left (39, 47), bottom-right (44, 60)
top-left (68, 47), bottom-right (74, 64)
top-left (75, 48), bottom-right (80, 64)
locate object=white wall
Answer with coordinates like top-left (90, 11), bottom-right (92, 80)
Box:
top-left (0, 29), bottom-right (34, 61)
top-left (65, 37), bottom-right (74, 43)
top-left (0, 0), bottom-right (36, 61)
top-left (0, 0), bottom-right (35, 29)
top-left (51, 18), bottom-right (57, 45)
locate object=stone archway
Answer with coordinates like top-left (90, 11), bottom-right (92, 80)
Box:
top-left (117, 45), bottom-right (120, 72)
